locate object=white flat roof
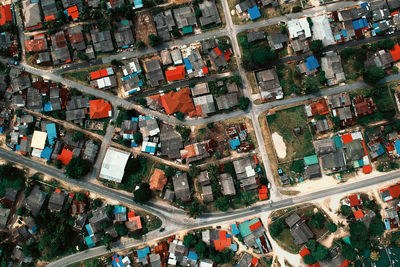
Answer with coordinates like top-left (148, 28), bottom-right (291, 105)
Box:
top-left (99, 147), bottom-right (130, 183)
top-left (31, 130), bottom-right (47, 150)
top-left (288, 17), bottom-right (311, 39)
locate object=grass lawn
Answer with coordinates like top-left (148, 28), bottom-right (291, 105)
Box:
top-left (267, 105), bottom-right (315, 163)
top-left (246, 72), bottom-right (258, 95)
top-left (67, 258), bottom-right (106, 267)
top-left (63, 71), bottom-right (90, 84)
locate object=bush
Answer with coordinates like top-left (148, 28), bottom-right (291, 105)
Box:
top-left (238, 97), bottom-right (250, 110)
top-left (148, 34), bottom-right (162, 46)
top-left (363, 66), bottom-right (386, 84)
top-left (291, 160), bottom-right (304, 173)
top-left (292, 6), bottom-right (302, 12)
top-left (133, 183), bottom-right (152, 203)
top-left (54, 159), bottom-right (63, 169)
top-left (269, 218), bottom-right (286, 237)
top-left (72, 131), bottom-right (84, 142)
top-left (214, 197), bottom-right (230, 212)
top-left (340, 205), bottom-right (352, 216)
top-left (65, 158), bottom-right (91, 179)
top-left (310, 40), bottom-right (324, 56)
top-left (176, 112), bottom-right (184, 121)
top-left (326, 222), bottom-right (338, 233)
top-left (369, 215), bottom-right (385, 236)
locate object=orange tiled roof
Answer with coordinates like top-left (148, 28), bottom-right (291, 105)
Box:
top-left (89, 99), bottom-right (112, 119)
top-left (149, 169), bottom-right (167, 191)
top-left (310, 99), bottom-right (329, 116)
top-left (348, 195), bottom-right (360, 207)
top-left (390, 44), bottom-right (400, 62)
top-left (353, 209), bottom-right (364, 219)
top-left (159, 88), bottom-right (195, 115)
top-left (25, 39), bottom-right (47, 52)
top-left (165, 65), bottom-right (186, 82)
top-left (57, 149), bottom-right (73, 165)
top-left (0, 5), bottom-right (12, 26)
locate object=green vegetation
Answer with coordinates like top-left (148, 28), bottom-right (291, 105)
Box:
top-left (148, 34), bottom-right (162, 47)
top-left (0, 164), bottom-right (25, 196)
top-left (175, 125), bottom-right (191, 142)
top-left (267, 105), bottom-right (315, 162)
top-left (65, 158), bottom-right (91, 179)
top-left (363, 66), bottom-right (386, 84)
top-left (239, 34), bottom-right (278, 71)
top-left (310, 40), bottom-right (324, 56)
top-left (72, 131), bottom-right (85, 142)
top-left (291, 160), bottom-right (304, 173)
top-left (326, 222), bottom-right (338, 233)
top-left (133, 183), bottom-right (152, 203)
top-left (238, 97), bottom-right (250, 110)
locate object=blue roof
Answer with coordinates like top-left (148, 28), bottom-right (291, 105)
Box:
top-left (256, 238), bottom-right (264, 254)
top-left (332, 135), bottom-right (343, 148)
top-left (131, 141), bottom-right (138, 147)
top-left (134, 0), bottom-right (143, 8)
top-left (384, 218), bottom-right (391, 230)
top-left (342, 29), bottom-right (347, 37)
top-left (85, 224), bottom-right (93, 236)
top-left (145, 145), bottom-right (156, 153)
top-left (248, 6), bottom-right (261, 20)
top-left (0, 126), bottom-right (3, 134)
top-left (231, 223), bottom-right (240, 235)
top-left (112, 255), bottom-right (124, 267)
top-left (85, 236), bottom-right (95, 248)
top-left (131, 117), bottom-right (138, 122)
top-left (46, 123), bottom-right (57, 145)
top-left (184, 58), bottom-right (193, 71)
top-left (230, 243), bottom-right (238, 251)
top-left (361, 2), bottom-right (368, 7)
top-left (15, 144), bottom-right (20, 151)
top-left (41, 147), bottom-right (53, 159)
top-left (377, 143), bottom-right (385, 156)
top-left (43, 102), bottom-right (52, 112)
top-left (305, 56), bottom-right (319, 71)
top-left (188, 251), bottom-right (198, 261)
top-left (114, 205), bottom-right (126, 214)
top-left (230, 137), bottom-right (240, 150)
top-left (137, 247), bottom-right (150, 259)
top-left (353, 18), bottom-right (368, 30)
top-left (395, 140), bottom-right (400, 154)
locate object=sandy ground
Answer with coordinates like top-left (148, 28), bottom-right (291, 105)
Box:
top-left (271, 132), bottom-right (287, 159)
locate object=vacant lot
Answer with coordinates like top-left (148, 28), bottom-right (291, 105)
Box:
top-left (134, 12), bottom-right (157, 46)
top-left (267, 105), bottom-right (314, 163)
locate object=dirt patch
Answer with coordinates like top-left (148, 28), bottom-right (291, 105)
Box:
top-left (279, 190), bottom-right (300, 196)
top-left (271, 132), bottom-right (286, 159)
top-left (134, 12), bottom-right (157, 46)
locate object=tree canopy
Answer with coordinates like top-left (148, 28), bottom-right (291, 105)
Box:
top-left (310, 40), bottom-right (324, 56)
top-left (214, 197), bottom-right (230, 212)
top-left (349, 221), bottom-right (369, 251)
top-left (292, 160), bottom-right (305, 173)
top-left (133, 183), bottom-right (152, 203)
top-left (65, 158), bottom-right (91, 179)
top-left (238, 97), bottom-right (250, 110)
top-left (363, 66), bottom-right (386, 84)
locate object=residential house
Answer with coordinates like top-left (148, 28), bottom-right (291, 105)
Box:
top-left (0, 207), bottom-right (10, 229)
top-left (267, 33), bottom-right (289, 50)
top-left (11, 75), bottom-right (31, 92)
top-left (233, 156), bottom-right (258, 191)
top-left (328, 92), bottom-right (355, 127)
top-left (198, 0), bottom-right (221, 27)
top-left (365, 50), bottom-right (394, 69)
top-left (238, 218), bottom-right (272, 253)
top-left (352, 95), bottom-right (376, 117)
top-left (173, 6), bottom-right (197, 34)
top-left (285, 213), bottom-right (314, 245)
top-left (164, 189), bottom-right (175, 202)
top-left (215, 93), bottom-right (238, 110)
top-left (380, 184), bottom-right (400, 201)
top-left (193, 94), bottom-right (216, 117)
top-left (311, 15), bottom-right (335, 46)
top-left (191, 83), bottom-right (210, 97)
top-left (303, 155), bottom-right (322, 179)
top-left (315, 118), bottom-right (329, 134)
top-left (83, 140), bottom-right (99, 163)
top-left (172, 173), bottom-right (191, 202)
top-left (89, 99), bottom-right (112, 119)
top-left (168, 240), bottom-right (188, 265)
top-left (236, 0), bottom-right (260, 20)
top-left (114, 20), bottom-right (135, 48)
top-left (51, 31), bottom-right (71, 65)
top-left (256, 68), bottom-right (283, 101)
top-left (149, 88), bottom-right (196, 116)
top-left (180, 140), bottom-right (212, 163)
top-left (22, 0), bottom-right (42, 30)
top-left (237, 253), bottom-right (260, 267)
top-left (161, 49), bottom-right (172, 65)
top-left (197, 171), bottom-right (210, 186)
top-left (139, 117), bottom-right (159, 137)
top-left (171, 48), bottom-right (183, 65)
top-left (298, 56), bottom-right (319, 76)
top-left (247, 30), bottom-right (266, 43)
top-left (144, 58), bottom-right (164, 87)
top-left (48, 189), bottom-right (67, 212)
top-left (220, 173), bottom-right (236, 196)
top-left (305, 98), bottom-right (329, 117)
top-left (90, 29), bottom-right (114, 53)
top-left (66, 96), bottom-right (89, 124)
top-left (1, 188), bottom-right (18, 207)
top-left (314, 138), bottom-right (346, 171)
top-left (24, 185), bottom-right (46, 217)
top-left (24, 36), bottom-right (48, 53)
top-left (288, 17), bottom-right (311, 39)
top-left (321, 51), bottom-right (346, 86)
top-left (150, 168), bottom-right (167, 191)
top-left (153, 10), bottom-right (176, 41)
top-left (86, 206), bottom-right (111, 234)
top-left (202, 184), bottom-right (214, 203)
top-left (41, 0), bottom-right (57, 21)
top-left (11, 246), bottom-right (33, 264)
top-left (67, 25), bottom-right (86, 51)
top-left (160, 124), bottom-right (183, 159)
top-left (26, 88), bottom-right (42, 112)
top-left (0, 32), bottom-right (12, 50)
top-left (121, 58), bottom-right (143, 96)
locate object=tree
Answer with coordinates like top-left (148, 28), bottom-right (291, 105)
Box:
top-left (164, 167), bottom-right (176, 178)
top-left (312, 243), bottom-right (329, 261)
top-left (133, 183), bottom-right (152, 203)
top-left (349, 221), bottom-right (369, 251)
top-left (195, 241), bottom-right (206, 256)
top-left (319, 71), bottom-right (327, 84)
top-left (363, 66), bottom-right (386, 84)
top-left (292, 160), bottom-right (304, 173)
top-left (148, 34), bottom-right (162, 46)
top-left (292, 6), bottom-right (302, 12)
top-left (111, 59), bottom-right (122, 66)
top-left (269, 218), bottom-right (285, 238)
top-left (65, 158), bottom-right (91, 179)
top-left (0, 163), bottom-right (25, 190)
top-left (303, 77), bottom-right (320, 94)
top-left (72, 131), bottom-right (84, 142)
top-left (303, 254), bottom-right (316, 264)
top-left (16, 207), bottom-right (30, 217)
top-left (92, 198), bottom-right (102, 209)
top-left (310, 40), bottom-right (324, 56)
top-left (115, 224), bottom-right (128, 236)
top-left (238, 97), bottom-right (250, 110)
top-left (378, 39), bottom-right (395, 50)
top-left (341, 244), bottom-right (357, 261)
top-left (251, 48), bottom-right (277, 66)
top-left (176, 112), bottom-right (184, 121)
top-left (310, 212), bottom-right (325, 229)
top-left (133, 132), bottom-right (143, 143)
top-left (188, 201), bottom-right (204, 218)
top-left (183, 233), bottom-right (197, 247)
top-left (188, 166), bottom-right (200, 178)
top-left (326, 222), bottom-right (338, 233)
top-left (102, 234), bottom-right (113, 251)
top-left (135, 41), bottom-right (145, 48)
top-left (370, 251), bottom-right (380, 261)
top-left (391, 231), bottom-right (400, 247)
top-left (340, 205), bottom-right (353, 216)
top-left (369, 216), bottom-right (385, 236)
top-left (207, 122), bottom-right (214, 129)
top-left (214, 197), bottom-right (230, 212)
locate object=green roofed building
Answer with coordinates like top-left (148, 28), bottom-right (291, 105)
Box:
top-left (304, 155), bottom-right (318, 166)
top-left (182, 25), bottom-right (193, 35)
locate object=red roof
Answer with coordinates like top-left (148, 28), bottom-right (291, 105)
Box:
top-left (55, 188), bottom-right (61, 193)
top-left (214, 47), bottom-right (222, 56)
top-left (128, 211), bottom-right (135, 218)
top-left (213, 237), bottom-right (231, 251)
top-left (299, 248), bottom-right (311, 257)
top-left (308, 263), bottom-right (321, 267)
top-left (45, 15), bottom-right (56, 21)
top-left (165, 65), bottom-right (186, 82)
top-left (249, 220), bottom-right (262, 231)
top-left (0, 5), bottom-right (12, 26)
top-left (219, 230), bottom-right (227, 240)
top-left (310, 99), bottom-right (329, 116)
top-left (90, 68), bottom-right (111, 80)
top-left (341, 133), bottom-right (353, 144)
top-left (363, 165), bottom-right (372, 174)
top-left (89, 99), bottom-right (112, 119)
top-left (155, 88), bottom-right (195, 115)
top-left (67, 5), bottom-right (79, 20)
top-left (389, 184), bottom-right (400, 198)
top-left (251, 257), bottom-right (258, 265)
top-left (57, 149), bottom-right (73, 165)
top-left (353, 209), bottom-right (364, 219)
top-left (259, 185), bottom-right (268, 200)
top-left (223, 49), bottom-right (232, 61)
top-left (348, 195), bottom-right (360, 207)
top-left (390, 44), bottom-right (400, 62)
top-left (25, 39), bottom-right (47, 52)
top-left (202, 67), bottom-right (209, 74)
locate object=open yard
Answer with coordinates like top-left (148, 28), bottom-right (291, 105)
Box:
top-left (134, 12), bottom-right (157, 46)
top-left (267, 105), bottom-right (315, 163)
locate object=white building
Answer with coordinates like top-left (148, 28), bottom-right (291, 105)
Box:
top-left (99, 147), bottom-right (130, 183)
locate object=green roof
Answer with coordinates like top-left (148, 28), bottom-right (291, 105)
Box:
top-left (304, 155), bottom-right (318, 166)
top-left (182, 25), bottom-right (193, 34)
top-left (342, 236), bottom-right (351, 246)
top-left (121, 20), bottom-right (130, 26)
top-left (238, 218), bottom-right (259, 237)
top-left (332, 136), bottom-right (343, 148)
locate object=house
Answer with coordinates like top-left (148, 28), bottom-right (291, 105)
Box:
top-left (1, 188), bottom-right (18, 206)
top-left (51, 31), bottom-right (71, 65)
top-left (150, 169), bottom-right (167, 191)
top-left (160, 124), bottom-right (183, 159)
top-left (90, 29), bottom-right (114, 53)
top-left (41, 0), bottom-right (57, 21)
top-left (31, 130), bottom-right (47, 150)
top-left (304, 155), bottom-right (322, 179)
top-left (165, 65), bottom-right (186, 82)
top-left (172, 173), bottom-right (191, 202)
top-left (171, 48), bottom-right (183, 65)
top-left (173, 6), bottom-right (197, 33)
top-left (149, 253), bottom-right (162, 267)
top-left (100, 147), bottom-right (130, 183)
top-left (291, 38), bottom-right (310, 54)
top-left (149, 88), bottom-right (195, 115)
top-left (48, 189), bottom-right (67, 212)
top-left (315, 119), bottom-right (329, 133)
top-left (298, 56), bottom-right (319, 76)
top-left (237, 253), bottom-right (260, 267)
top-left (267, 33), bottom-right (289, 50)
top-left (24, 185), bottom-right (46, 217)
top-left (314, 138), bottom-right (346, 171)
top-left (0, 207), bottom-right (10, 229)
top-left (197, 171), bottom-right (210, 186)
top-left (24, 36), bottom-right (47, 53)
top-left (236, 0), bottom-right (256, 13)
top-left (238, 218), bottom-right (271, 253)
top-left (305, 98), bottom-right (329, 117)
top-left (153, 10), bottom-right (176, 41)
top-left (328, 92), bottom-right (355, 127)
top-left (0, 32), bottom-right (12, 50)
top-left (11, 75), bottom-right (31, 92)
top-left (11, 246), bottom-right (33, 264)
top-left (121, 58), bottom-right (143, 96)
top-left (67, 25), bottom-right (86, 51)
top-left (83, 140), bottom-right (99, 163)
top-left (365, 50), bottom-right (393, 69)
top-left (285, 213), bottom-right (314, 245)
top-left (138, 117), bottom-right (159, 137)
top-left (247, 30), bottom-right (266, 43)
top-left (164, 189), bottom-right (175, 202)
top-left (168, 240), bottom-right (188, 265)
top-left (26, 87), bottom-right (42, 112)
top-left (144, 58), bottom-right (164, 87)
top-left (161, 49), bottom-right (172, 65)
top-left (311, 15), bottom-right (335, 46)
top-left (352, 95), bottom-right (376, 117)
top-left (22, 0), bottom-right (42, 30)
top-left (125, 211), bottom-right (142, 231)
top-left (0, 4), bottom-right (12, 26)
top-left (233, 156), bottom-right (258, 191)
top-left (114, 20), bottom-right (135, 49)
top-left (113, 205), bottom-right (127, 223)
top-left (321, 52), bottom-right (346, 86)
top-left (89, 99), bottom-right (112, 119)
top-left (180, 140), bottom-right (212, 163)
top-left (193, 94), bottom-right (216, 117)
top-left (202, 185), bottom-right (214, 202)
top-left (198, 0), bottom-right (221, 27)
top-left (380, 184), bottom-right (400, 202)
top-left (215, 93), bottom-right (238, 110)
top-left (191, 83), bottom-right (210, 97)
top-left (256, 69), bottom-right (283, 101)
top-left (71, 201), bottom-right (87, 216)
top-left (86, 206), bottom-right (111, 234)
top-left (288, 17), bottom-right (311, 39)
top-left (220, 173), bottom-right (236, 196)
